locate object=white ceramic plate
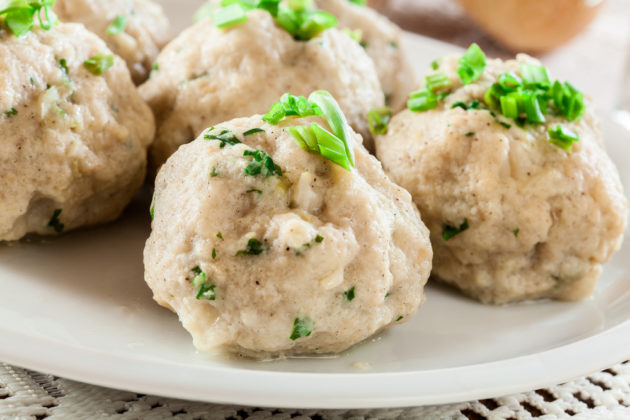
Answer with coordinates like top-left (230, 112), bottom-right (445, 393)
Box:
top-left (1, 1), bottom-right (630, 410)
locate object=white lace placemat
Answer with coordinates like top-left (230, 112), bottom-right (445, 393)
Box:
top-left (1, 361), bottom-right (629, 419)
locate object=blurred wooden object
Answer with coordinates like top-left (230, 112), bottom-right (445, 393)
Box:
top-left (454, 0), bottom-right (605, 52)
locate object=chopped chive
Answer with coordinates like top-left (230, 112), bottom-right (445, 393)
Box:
top-left (425, 73), bottom-right (451, 92)
top-left (150, 203), bottom-right (155, 220)
top-left (343, 286), bottom-right (355, 302)
top-left (497, 72), bottom-right (522, 91)
top-left (430, 59), bottom-right (439, 70)
top-left (290, 316), bottom-right (314, 340)
top-left (408, 90), bottom-right (437, 112)
top-left (83, 53), bottom-right (114, 76)
top-left (212, 3), bottom-right (248, 29)
top-left (548, 124), bottom-right (579, 153)
top-left (243, 128), bottom-right (265, 136)
top-left (243, 149), bottom-right (282, 177)
top-left (48, 209), bottom-right (64, 233)
top-left (204, 129), bottom-right (241, 147)
top-left (368, 107), bottom-right (392, 135)
top-left (457, 43), bottom-right (486, 85)
top-left (520, 63), bottom-right (551, 89)
top-left (443, 219), bottom-right (469, 241)
top-left (236, 238), bottom-right (269, 256)
top-left (4, 107), bottom-right (18, 117)
top-left (106, 15), bottom-right (128, 35)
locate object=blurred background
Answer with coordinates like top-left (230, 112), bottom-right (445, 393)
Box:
top-left (371, 0), bottom-right (629, 117)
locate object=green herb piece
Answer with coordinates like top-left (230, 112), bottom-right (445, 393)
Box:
top-left (210, 167), bottom-right (219, 177)
top-left (0, 0), bottom-right (57, 37)
top-left (425, 73), bottom-right (451, 92)
top-left (83, 53), bottom-right (114, 76)
top-left (457, 43), bottom-right (486, 85)
top-left (263, 93), bottom-right (321, 124)
top-left (236, 238), bottom-right (269, 256)
top-left (513, 228), bottom-right (519, 237)
top-left (499, 121), bottom-right (512, 129)
top-left (348, 0), bottom-right (366, 5)
top-left (368, 107), bottom-right (392, 135)
top-left (59, 58), bottom-right (70, 79)
top-left (217, 232), bottom-right (223, 240)
top-left (497, 72), bottom-right (522, 91)
top-left (150, 203), bottom-right (155, 220)
top-left (106, 15), bottom-right (128, 35)
top-left (192, 268), bottom-right (216, 300)
top-left (548, 124), bottom-right (579, 153)
top-left (442, 219), bottom-right (469, 241)
top-left (243, 149), bottom-right (282, 177)
top-left (213, 3), bottom-right (248, 28)
top-left (500, 94), bottom-right (519, 119)
top-left (465, 132), bottom-right (475, 137)
top-left (341, 28), bottom-right (362, 44)
top-left (343, 286), bottom-right (355, 302)
top-left (551, 81), bottom-right (585, 121)
top-left (204, 129), bottom-right (241, 147)
top-left (243, 128), bottom-right (265, 136)
top-left (246, 188), bottom-right (262, 195)
top-left (48, 208), bottom-right (64, 233)
top-left (520, 63), bottom-right (551, 89)
top-left (315, 234), bottom-right (324, 243)
top-left (290, 316), bottom-right (314, 340)
top-left (294, 10), bottom-right (337, 40)
top-left (4, 107), bottom-right (18, 117)
top-left (212, 248), bottom-right (217, 259)
top-left (430, 59), bottom-right (439, 70)
top-left (395, 315), bottom-right (403, 322)
top-left (308, 90), bottom-right (354, 166)
top-left (408, 89), bottom-right (437, 112)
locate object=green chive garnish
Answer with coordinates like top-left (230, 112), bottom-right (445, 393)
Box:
top-left (457, 43), bottom-right (486, 85)
top-left (443, 219), bottom-right (469, 241)
top-left (83, 53), bottom-right (114, 76)
top-left (290, 316), bottom-right (314, 340)
top-left (48, 208), bottom-right (64, 233)
top-left (368, 107), bottom-right (392, 135)
top-left (212, 3), bottom-right (248, 29)
top-left (408, 90), bottom-right (438, 112)
top-left (106, 15), bottom-right (128, 35)
top-left (548, 125), bottom-right (579, 152)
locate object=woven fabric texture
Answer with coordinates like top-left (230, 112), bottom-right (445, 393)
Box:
top-left (1, 362), bottom-right (630, 419)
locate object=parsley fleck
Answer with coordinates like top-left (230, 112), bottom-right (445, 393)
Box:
top-left (83, 53), bottom-right (114, 76)
top-left (368, 107), bottom-right (392, 136)
top-left (216, 232), bottom-right (223, 240)
top-left (246, 188), bottom-right (262, 195)
top-left (513, 228), bottom-right (520, 237)
top-left (4, 107), bottom-right (18, 117)
top-left (290, 316), bottom-right (314, 340)
top-left (212, 248), bottom-right (217, 259)
top-left (499, 121), bottom-right (512, 129)
top-left (243, 128), bottom-right (265, 136)
top-left (430, 59), bottom-right (439, 70)
top-left (442, 219), bottom-right (469, 241)
top-left (192, 267), bottom-right (216, 300)
top-left (236, 238), bottom-right (269, 256)
top-left (395, 315), bottom-right (403, 322)
top-left (210, 167), bottom-right (219, 177)
top-left (343, 286), bottom-right (355, 302)
top-left (48, 209), bottom-right (64, 233)
top-left (315, 234), bottom-right (324, 243)
top-left (465, 132), bottom-right (475, 137)
top-left (106, 15), bottom-right (128, 35)
top-left (204, 129), bottom-right (240, 147)
top-left (243, 149), bottom-right (282, 177)
top-left (150, 203), bottom-right (155, 220)
top-left (59, 58), bottom-right (70, 79)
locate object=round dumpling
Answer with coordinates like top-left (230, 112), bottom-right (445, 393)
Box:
top-left (0, 24), bottom-right (155, 241)
top-left (375, 54), bottom-right (627, 304)
top-left (53, 0), bottom-right (171, 84)
top-left (144, 109), bottom-right (432, 356)
top-left (313, 0), bottom-right (416, 112)
top-left (139, 9), bottom-right (384, 172)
